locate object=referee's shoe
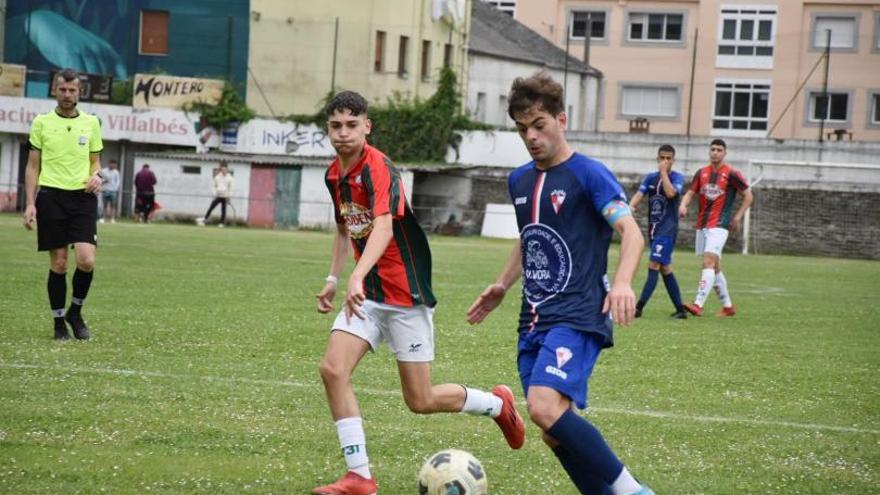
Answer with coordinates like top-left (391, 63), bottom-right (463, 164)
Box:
top-left (64, 312), bottom-right (91, 340)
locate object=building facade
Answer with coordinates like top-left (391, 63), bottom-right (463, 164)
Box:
top-left (247, 0), bottom-right (471, 117)
top-left (4, 0), bottom-right (249, 98)
top-left (512, 0), bottom-right (880, 141)
top-left (468, 0), bottom-right (601, 131)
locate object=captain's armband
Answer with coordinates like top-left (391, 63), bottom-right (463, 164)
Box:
top-left (601, 199), bottom-right (631, 227)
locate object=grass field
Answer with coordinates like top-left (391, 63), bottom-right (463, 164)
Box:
top-left (0, 213), bottom-right (878, 494)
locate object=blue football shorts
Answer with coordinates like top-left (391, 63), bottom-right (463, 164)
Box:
top-left (649, 235), bottom-right (675, 266)
top-left (517, 326), bottom-right (603, 409)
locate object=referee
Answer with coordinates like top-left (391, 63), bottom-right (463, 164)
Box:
top-left (23, 69), bottom-right (104, 340)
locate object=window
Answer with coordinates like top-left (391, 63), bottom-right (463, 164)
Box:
top-left (628, 13), bottom-right (683, 42)
top-left (875, 13), bottom-right (880, 51)
top-left (420, 40), bottom-right (431, 81)
top-left (569, 11), bottom-right (606, 39)
top-left (482, 0), bottom-right (516, 16)
top-left (809, 92), bottom-right (849, 122)
top-left (140, 10), bottom-right (169, 55)
top-left (621, 86), bottom-right (679, 118)
top-left (498, 95), bottom-right (509, 126)
top-left (475, 92), bottom-right (487, 122)
top-left (398, 36), bottom-right (409, 77)
top-left (717, 6), bottom-right (776, 68)
top-left (713, 81), bottom-right (770, 133)
top-left (374, 31), bottom-right (386, 72)
top-left (872, 94), bottom-right (880, 125)
top-left (443, 43), bottom-right (453, 67)
top-left (182, 166), bottom-right (200, 175)
top-left (812, 16), bottom-right (857, 50)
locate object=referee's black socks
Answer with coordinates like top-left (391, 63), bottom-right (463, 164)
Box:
top-left (68, 268), bottom-right (94, 316)
top-left (47, 270), bottom-right (67, 326)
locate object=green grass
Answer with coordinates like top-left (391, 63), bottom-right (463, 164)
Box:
top-left (0, 213), bottom-right (878, 494)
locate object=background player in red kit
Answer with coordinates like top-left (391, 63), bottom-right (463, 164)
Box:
top-left (678, 139), bottom-right (753, 317)
top-left (311, 91), bottom-right (524, 495)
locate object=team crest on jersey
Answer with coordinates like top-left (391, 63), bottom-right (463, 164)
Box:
top-left (550, 189), bottom-right (566, 214)
top-left (78, 136), bottom-right (87, 146)
top-left (340, 202), bottom-right (373, 239)
top-left (556, 347), bottom-right (572, 368)
top-left (521, 223), bottom-right (572, 305)
top-left (702, 184), bottom-right (723, 201)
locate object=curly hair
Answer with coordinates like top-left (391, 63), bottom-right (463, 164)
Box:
top-left (325, 90), bottom-right (368, 117)
top-left (507, 72), bottom-right (564, 120)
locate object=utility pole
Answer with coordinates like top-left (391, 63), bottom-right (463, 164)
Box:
top-left (818, 29), bottom-right (831, 144)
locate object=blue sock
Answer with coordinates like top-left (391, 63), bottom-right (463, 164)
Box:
top-left (552, 445), bottom-right (612, 494)
top-left (663, 272), bottom-right (683, 310)
top-left (638, 269), bottom-right (660, 307)
top-left (546, 409), bottom-right (624, 485)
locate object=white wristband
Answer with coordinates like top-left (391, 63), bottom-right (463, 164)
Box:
top-left (325, 275), bottom-right (338, 285)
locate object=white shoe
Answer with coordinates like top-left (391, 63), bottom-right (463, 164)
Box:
top-left (111, 218), bottom-right (116, 224)
top-left (217, 223), bottom-right (225, 228)
top-left (99, 218), bottom-right (105, 224)
top-left (196, 218), bottom-right (205, 226)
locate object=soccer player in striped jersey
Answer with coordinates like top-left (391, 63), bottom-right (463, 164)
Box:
top-left (312, 91), bottom-right (524, 495)
top-left (678, 139), bottom-right (753, 317)
top-left (468, 73), bottom-right (653, 495)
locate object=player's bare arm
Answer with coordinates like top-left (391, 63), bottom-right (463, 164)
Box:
top-left (729, 187), bottom-right (754, 232)
top-left (317, 222), bottom-right (350, 313)
top-left (22, 149), bottom-right (41, 230)
top-left (84, 152), bottom-right (103, 193)
top-left (467, 239), bottom-right (523, 325)
top-left (629, 191), bottom-right (644, 210)
top-left (344, 213), bottom-right (393, 320)
top-left (602, 207), bottom-right (644, 326)
top-left (679, 189), bottom-right (695, 217)
top-left (659, 169), bottom-right (678, 199)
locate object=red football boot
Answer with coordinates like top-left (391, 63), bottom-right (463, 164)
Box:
top-left (716, 306), bottom-right (736, 317)
top-left (491, 384), bottom-right (526, 450)
top-left (312, 471), bottom-right (377, 495)
top-left (682, 303), bottom-right (703, 316)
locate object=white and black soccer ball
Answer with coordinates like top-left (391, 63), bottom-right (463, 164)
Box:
top-left (417, 449), bottom-right (488, 495)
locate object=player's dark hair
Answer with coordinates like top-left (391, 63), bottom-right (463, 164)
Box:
top-left (57, 69), bottom-right (79, 83)
top-left (710, 138), bottom-right (727, 149)
top-left (507, 72), bottom-right (564, 120)
top-left (658, 144), bottom-right (676, 156)
top-left (325, 91), bottom-right (368, 117)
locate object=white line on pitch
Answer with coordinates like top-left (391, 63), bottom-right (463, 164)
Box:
top-left (3, 362), bottom-right (878, 435)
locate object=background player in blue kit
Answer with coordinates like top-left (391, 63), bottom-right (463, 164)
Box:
top-left (630, 144), bottom-right (687, 319)
top-left (467, 72), bottom-right (653, 495)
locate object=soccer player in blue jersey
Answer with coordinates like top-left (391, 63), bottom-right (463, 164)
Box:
top-left (630, 144), bottom-right (687, 319)
top-left (467, 73), bottom-right (653, 495)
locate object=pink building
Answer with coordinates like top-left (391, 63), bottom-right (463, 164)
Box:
top-left (505, 0), bottom-right (880, 141)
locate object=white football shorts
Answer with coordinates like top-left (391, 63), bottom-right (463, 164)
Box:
top-left (695, 227), bottom-right (729, 258)
top-left (331, 300), bottom-right (435, 362)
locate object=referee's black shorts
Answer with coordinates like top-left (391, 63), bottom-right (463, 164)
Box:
top-left (35, 187), bottom-right (98, 251)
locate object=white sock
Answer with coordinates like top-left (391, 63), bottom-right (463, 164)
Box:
top-left (610, 466), bottom-right (643, 495)
top-left (714, 271), bottom-right (733, 307)
top-left (336, 417), bottom-right (370, 479)
top-left (695, 268), bottom-right (715, 307)
top-left (461, 387), bottom-right (503, 417)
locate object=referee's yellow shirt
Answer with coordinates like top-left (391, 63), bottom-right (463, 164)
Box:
top-left (28, 110), bottom-right (104, 191)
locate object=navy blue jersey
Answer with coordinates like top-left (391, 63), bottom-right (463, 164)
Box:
top-left (638, 171), bottom-right (684, 239)
top-left (508, 153), bottom-right (627, 346)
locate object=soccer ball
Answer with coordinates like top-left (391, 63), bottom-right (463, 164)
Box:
top-left (417, 449), bottom-right (488, 495)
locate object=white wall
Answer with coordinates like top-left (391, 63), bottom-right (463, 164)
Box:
top-left (132, 156), bottom-right (251, 220)
top-left (0, 133), bottom-right (19, 195)
top-left (467, 55), bottom-right (598, 131)
top-left (448, 130), bottom-right (880, 181)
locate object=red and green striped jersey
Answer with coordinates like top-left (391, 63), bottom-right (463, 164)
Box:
top-left (324, 144), bottom-right (436, 308)
top-left (689, 163), bottom-right (749, 229)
